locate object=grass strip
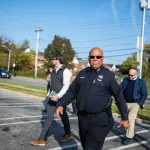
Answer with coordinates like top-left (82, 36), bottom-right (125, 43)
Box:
top-left (112, 103), bottom-right (150, 121)
top-left (0, 83), bottom-right (46, 93)
top-left (0, 83), bottom-right (46, 97)
top-left (0, 80), bottom-right (46, 91)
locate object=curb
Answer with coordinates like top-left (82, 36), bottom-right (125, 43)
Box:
top-left (112, 113), bottom-right (150, 125)
top-left (12, 76), bottom-right (46, 81)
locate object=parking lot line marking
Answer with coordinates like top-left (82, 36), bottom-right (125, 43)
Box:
top-left (0, 114), bottom-right (77, 121)
top-left (0, 120), bottom-right (45, 126)
top-left (0, 103), bottom-right (42, 105)
top-left (108, 139), bottom-right (150, 150)
top-left (0, 104), bottom-right (43, 107)
top-left (47, 143), bottom-right (81, 150)
top-left (0, 115), bottom-right (47, 120)
top-left (106, 129), bottom-right (149, 140)
top-left (0, 117), bottom-right (78, 126)
top-left (46, 130), bottom-right (150, 150)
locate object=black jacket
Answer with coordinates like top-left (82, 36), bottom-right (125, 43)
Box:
top-left (57, 66), bottom-right (128, 120)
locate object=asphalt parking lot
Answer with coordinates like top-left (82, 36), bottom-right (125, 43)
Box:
top-left (0, 88), bottom-right (150, 150)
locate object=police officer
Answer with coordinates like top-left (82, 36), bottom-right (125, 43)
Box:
top-left (56, 47), bottom-right (129, 150)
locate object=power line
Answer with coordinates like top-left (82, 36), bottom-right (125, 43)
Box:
top-left (42, 16), bottom-right (147, 27)
top-left (71, 32), bottom-right (150, 43)
top-left (44, 23), bottom-right (150, 30)
top-left (105, 53), bottom-right (136, 58)
top-left (76, 48), bottom-right (137, 54)
top-left (74, 42), bottom-right (136, 49)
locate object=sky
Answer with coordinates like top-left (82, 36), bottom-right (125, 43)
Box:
top-left (0, 0), bottom-right (150, 65)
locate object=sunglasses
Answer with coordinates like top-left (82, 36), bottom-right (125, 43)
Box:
top-left (128, 74), bottom-right (135, 77)
top-left (52, 58), bottom-right (57, 60)
top-left (89, 55), bottom-right (103, 59)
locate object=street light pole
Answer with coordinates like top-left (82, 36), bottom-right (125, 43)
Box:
top-left (139, 0), bottom-right (150, 78)
top-left (1, 45), bottom-right (11, 71)
top-left (139, 5), bottom-right (146, 78)
top-left (34, 27), bottom-right (43, 79)
top-left (7, 49), bottom-right (11, 71)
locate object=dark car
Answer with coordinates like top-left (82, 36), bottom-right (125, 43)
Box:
top-left (0, 68), bottom-right (11, 78)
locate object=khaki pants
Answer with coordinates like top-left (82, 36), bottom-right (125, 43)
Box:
top-left (126, 103), bottom-right (139, 138)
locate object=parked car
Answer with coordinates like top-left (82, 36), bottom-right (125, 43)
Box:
top-left (0, 68), bottom-right (11, 78)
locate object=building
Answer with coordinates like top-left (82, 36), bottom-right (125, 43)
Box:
top-left (72, 57), bottom-right (89, 71)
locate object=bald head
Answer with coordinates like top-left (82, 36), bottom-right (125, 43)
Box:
top-left (128, 68), bottom-right (137, 80)
top-left (89, 47), bottom-right (103, 56)
top-left (89, 47), bottom-right (104, 69)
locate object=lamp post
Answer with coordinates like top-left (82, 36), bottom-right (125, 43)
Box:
top-left (13, 63), bottom-right (16, 76)
top-left (1, 45), bottom-right (11, 71)
top-left (34, 27), bottom-right (43, 79)
top-left (139, 0), bottom-right (150, 78)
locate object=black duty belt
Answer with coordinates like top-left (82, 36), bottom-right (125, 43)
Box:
top-left (78, 111), bottom-right (108, 117)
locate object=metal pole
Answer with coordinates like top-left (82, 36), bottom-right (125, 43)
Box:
top-left (1, 45), bottom-right (11, 71)
top-left (139, 6), bottom-right (146, 78)
top-left (34, 27), bottom-right (43, 79)
top-left (35, 31), bottom-right (39, 79)
top-left (8, 49), bottom-right (11, 71)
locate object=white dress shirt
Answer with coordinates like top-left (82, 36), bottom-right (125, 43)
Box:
top-left (57, 68), bottom-right (71, 99)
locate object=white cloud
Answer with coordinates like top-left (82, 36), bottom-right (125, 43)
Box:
top-left (111, 0), bottom-right (118, 22)
top-left (131, 0), bottom-right (138, 33)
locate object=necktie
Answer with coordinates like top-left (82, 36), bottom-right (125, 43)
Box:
top-left (79, 70), bottom-right (97, 111)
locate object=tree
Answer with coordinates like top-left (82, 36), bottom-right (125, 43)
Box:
top-left (20, 40), bottom-right (30, 51)
top-left (120, 54), bottom-right (138, 74)
top-left (143, 43), bottom-right (150, 77)
top-left (16, 53), bottom-right (33, 71)
top-left (120, 43), bottom-right (150, 77)
top-left (0, 36), bottom-right (15, 68)
top-left (0, 36), bottom-right (34, 71)
top-left (44, 35), bottom-right (75, 68)
top-left (10, 40), bottom-right (32, 70)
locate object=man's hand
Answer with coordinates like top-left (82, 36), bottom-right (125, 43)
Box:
top-left (118, 120), bottom-right (129, 130)
top-left (56, 106), bottom-right (64, 119)
top-left (51, 95), bottom-right (59, 101)
top-left (140, 105), bottom-right (143, 109)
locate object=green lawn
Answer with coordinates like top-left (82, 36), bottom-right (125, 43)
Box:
top-left (0, 81), bottom-right (46, 97)
top-left (146, 82), bottom-right (150, 94)
top-left (112, 102), bottom-right (150, 121)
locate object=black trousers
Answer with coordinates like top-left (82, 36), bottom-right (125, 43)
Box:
top-left (40, 104), bottom-right (71, 140)
top-left (78, 112), bottom-right (114, 150)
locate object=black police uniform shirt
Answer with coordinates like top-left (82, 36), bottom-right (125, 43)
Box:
top-left (57, 66), bottom-right (128, 120)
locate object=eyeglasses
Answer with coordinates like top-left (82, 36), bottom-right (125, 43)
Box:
top-left (128, 74), bottom-right (135, 77)
top-left (89, 55), bottom-right (103, 59)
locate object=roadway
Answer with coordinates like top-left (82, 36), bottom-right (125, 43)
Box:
top-left (0, 89), bottom-right (150, 150)
top-left (0, 76), bottom-right (150, 102)
top-left (0, 76), bottom-right (47, 88)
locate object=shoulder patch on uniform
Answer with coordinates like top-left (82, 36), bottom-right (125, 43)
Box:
top-left (98, 75), bottom-right (103, 79)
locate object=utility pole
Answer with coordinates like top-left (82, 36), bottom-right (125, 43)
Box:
top-left (8, 49), bottom-right (11, 71)
top-left (139, 0), bottom-right (150, 78)
top-left (1, 45), bottom-right (11, 71)
top-left (34, 27), bottom-right (43, 79)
